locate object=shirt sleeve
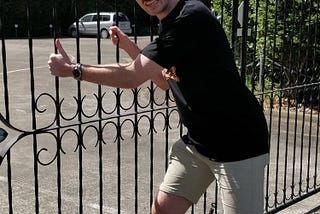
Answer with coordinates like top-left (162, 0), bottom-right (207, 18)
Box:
top-left (140, 39), bottom-right (164, 66)
top-left (141, 29), bottom-right (179, 70)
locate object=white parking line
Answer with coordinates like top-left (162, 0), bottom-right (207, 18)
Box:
top-left (88, 203), bottom-right (130, 214)
top-left (0, 66), bottom-right (48, 74)
top-left (0, 176), bottom-right (7, 182)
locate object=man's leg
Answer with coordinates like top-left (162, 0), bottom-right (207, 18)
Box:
top-left (216, 154), bottom-right (269, 214)
top-left (151, 191), bottom-right (192, 214)
top-left (153, 139), bottom-right (215, 213)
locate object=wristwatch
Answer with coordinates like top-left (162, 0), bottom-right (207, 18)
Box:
top-left (72, 63), bottom-right (82, 81)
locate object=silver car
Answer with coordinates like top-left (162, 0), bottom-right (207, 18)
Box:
top-left (68, 12), bottom-right (132, 39)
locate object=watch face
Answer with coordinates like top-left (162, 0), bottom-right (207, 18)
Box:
top-left (73, 64), bottom-right (82, 80)
top-left (74, 69), bottom-right (80, 78)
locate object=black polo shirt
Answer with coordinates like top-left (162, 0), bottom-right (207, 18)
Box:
top-left (141, 0), bottom-right (269, 161)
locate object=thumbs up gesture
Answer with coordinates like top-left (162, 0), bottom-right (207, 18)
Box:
top-left (48, 39), bottom-right (74, 78)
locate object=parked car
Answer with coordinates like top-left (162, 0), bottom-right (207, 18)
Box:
top-left (68, 12), bottom-right (132, 39)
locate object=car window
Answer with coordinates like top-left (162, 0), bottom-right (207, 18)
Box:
top-left (113, 14), bottom-right (129, 22)
top-left (81, 15), bottom-right (93, 22)
top-left (92, 15), bottom-right (98, 22)
top-left (101, 15), bottom-right (110, 21)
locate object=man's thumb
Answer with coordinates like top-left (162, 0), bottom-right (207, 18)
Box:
top-left (55, 39), bottom-right (69, 59)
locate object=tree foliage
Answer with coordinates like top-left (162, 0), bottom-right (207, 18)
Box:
top-left (211, 0), bottom-right (319, 87)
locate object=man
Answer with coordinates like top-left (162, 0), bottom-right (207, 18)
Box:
top-left (48, 0), bottom-right (270, 213)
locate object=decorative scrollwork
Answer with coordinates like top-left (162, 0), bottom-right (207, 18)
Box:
top-left (0, 73), bottom-right (178, 171)
top-left (0, 128), bottom-right (8, 143)
top-left (0, 113), bottom-right (47, 165)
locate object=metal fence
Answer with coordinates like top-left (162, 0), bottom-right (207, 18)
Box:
top-left (0, 0), bottom-right (319, 213)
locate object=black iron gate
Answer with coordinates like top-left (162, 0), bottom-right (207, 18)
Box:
top-left (0, 0), bottom-right (319, 213)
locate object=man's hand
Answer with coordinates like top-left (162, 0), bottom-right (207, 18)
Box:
top-left (48, 39), bottom-right (73, 78)
top-left (109, 26), bottom-right (135, 50)
top-left (109, 26), bottom-right (128, 48)
top-left (109, 26), bottom-right (141, 60)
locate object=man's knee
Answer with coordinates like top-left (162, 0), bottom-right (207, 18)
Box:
top-left (151, 191), bottom-right (192, 214)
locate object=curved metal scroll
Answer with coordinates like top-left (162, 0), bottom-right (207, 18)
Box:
top-left (0, 128), bottom-right (8, 143)
top-left (0, 113), bottom-right (35, 166)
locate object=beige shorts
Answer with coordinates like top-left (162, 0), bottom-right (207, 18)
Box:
top-left (159, 139), bottom-right (269, 213)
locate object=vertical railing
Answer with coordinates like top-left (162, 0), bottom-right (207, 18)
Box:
top-left (0, 0), bottom-right (13, 213)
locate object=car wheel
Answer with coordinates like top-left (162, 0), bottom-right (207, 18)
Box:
top-left (100, 29), bottom-right (109, 39)
top-left (71, 28), bottom-right (77, 37)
